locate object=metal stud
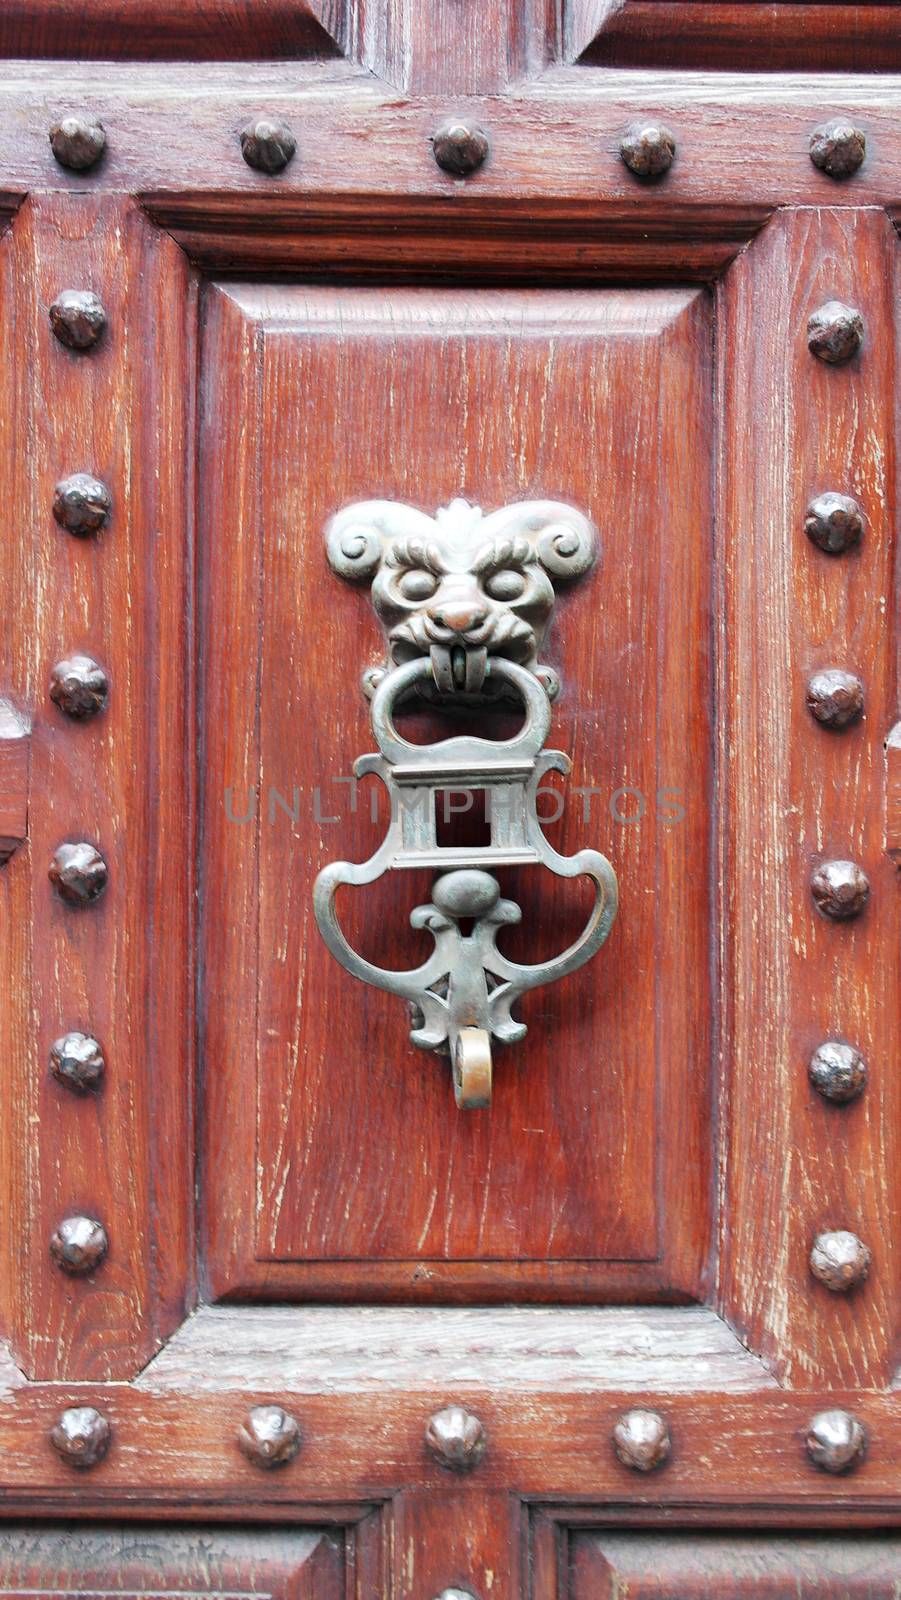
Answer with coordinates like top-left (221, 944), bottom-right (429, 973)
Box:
top-left (49, 654), bottom-right (109, 720)
top-left (50, 1406), bottom-right (111, 1468)
top-left (239, 117), bottom-right (296, 174)
top-left (50, 1031), bottom-right (105, 1093)
top-left (237, 1405), bottom-right (301, 1467)
top-left (49, 116), bottom-right (106, 172)
top-left (809, 1229), bottom-right (870, 1292)
top-left (49, 1215), bottom-right (108, 1275)
top-left (49, 290), bottom-right (107, 352)
top-left (810, 859), bottom-right (869, 921)
top-left (612, 1408), bottom-right (671, 1472)
top-left (425, 1405), bottom-right (487, 1471)
top-left (49, 841), bottom-right (108, 906)
top-left (806, 1409), bottom-right (867, 1473)
top-left (807, 301), bottom-right (864, 364)
top-left (619, 122), bottom-right (676, 178)
top-left (809, 120), bottom-right (866, 179)
top-left (434, 1592), bottom-right (478, 1600)
top-left (804, 491), bottom-right (863, 555)
top-left (52, 473), bottom-right (111, 538)
top-left (805, 668), bottom-right (864, 729)
top-left (809, 1040), bottom-right (867, 1104)
top-left (432, 120), bottom-right (489, 177)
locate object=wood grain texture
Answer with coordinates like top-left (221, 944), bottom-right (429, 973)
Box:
top-left (357, 0), bottom-right (549, 92)
top-left (2, 1380), bottom-right (901, 1507)
top-left (0, 0), bottom-right (347, 60)
top-left (0, 1524), bottom-right (346, 1595)
top-left (394, 1489), bottom-right (521, 1600)
top-left (0, 195), bottom-right (195, 1380)
top-left (575, 3), bottom-right (901, 71)
top-left (140, 1306), bottom-right (776, 1393)
top-left (200, 281), bottom-right (712, 1303)
top-left (716, 208), bottom-right (901, 1389)
top-left (570, 1531), bottom-right (901, 1596)
top-left (0, 70), bottom-right (900, 264)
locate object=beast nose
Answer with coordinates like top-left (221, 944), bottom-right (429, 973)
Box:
top-left (428, 602), bottom-right (488, 635)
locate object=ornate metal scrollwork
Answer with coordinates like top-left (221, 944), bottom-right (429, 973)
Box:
top-left (313, 499), bottom-right (618, 1109)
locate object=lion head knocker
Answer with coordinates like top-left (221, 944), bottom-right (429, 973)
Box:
top-left (326, 497), bottom-right (597, 700)
top-left (314, 494), bottom-right (617, 1111)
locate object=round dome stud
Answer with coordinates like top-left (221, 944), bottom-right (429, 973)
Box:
top-left (612, 1408), bottom-right (671, 1472)
top-left (425, 1406), bottom-right (487, 1472)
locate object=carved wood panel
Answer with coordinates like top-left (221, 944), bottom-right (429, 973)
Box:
top-left (0, 1525), bottom-right (344, 1597)
top-left (200, 281), bottom-right (713, 1302)
top-left (568, 1531), bottom-right (901, 1597)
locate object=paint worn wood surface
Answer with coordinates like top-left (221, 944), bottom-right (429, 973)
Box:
top-left (0, 0), bottom-right (901, 1587)
top-left (200, 282), bottom-right (712, 1303)
top-left (716, 208), bottom-right (901, 1391)
top-left (140, 1306), bottom-right (775, 1393)
top-left (570, 1532), bottom-right (901, 1596)
top-left (575, 3), bottom-right (901, 71)
top-left (0, 1525), bottom-right (346, 1595)
top-left (0, 195), bottom-right (194, 1381)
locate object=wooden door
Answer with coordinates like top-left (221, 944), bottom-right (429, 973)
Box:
top-left (0, 4), bottom-right (900, 1595)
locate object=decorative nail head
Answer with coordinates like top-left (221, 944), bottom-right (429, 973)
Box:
top-left (809, 1040), bottom-right (866, 1103)
top-left (50, 1031), bottom-right (105, 1092)
top-left (49, 1215), bottom-right (108, 1274)
top-left (809, 120), bottom-right (866, 179)
top-left (49, 654), bottom-right (109, 720)
top-left (425, 1405), bottom-right (487, 1471)
top-left (620, 122), bottom-right (676, 178)
top-left (52, 473), bottom-right (111, 537)
top-left (49, 116), bottom-right (106, 171)
top-left (810, 859), bottom-right (869, 921)
top-left (809, 1229), bottom-right (870, 1292)
top-left (237, 1405), bottom-right (302, 1467)
top-left (806, 1409), bottom-right (866, 1472)
top-left (49, 290), bottom-right (107, 351)
top-left (804, 491), bottom-right (863, 555)
top-left (239, 117), bottom-right (296, 174)
top-left (49, 841), bottom-right (108, 906)
top-left (807, 301), bottom-right (864, 363)
top-left (50, 1406), bottom-right (111, 1467)
top-left (612, 1408), bottom-right (671, 1472)
top-left (805, 668), bottom-right (864, 729)
top-left (432, 120), bottom-right (489, 177)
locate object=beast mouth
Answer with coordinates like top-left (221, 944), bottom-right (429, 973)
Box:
top-left (390, 613), bottom-right (535, 660)
top-left (387, 614), bottom-right (538, 697)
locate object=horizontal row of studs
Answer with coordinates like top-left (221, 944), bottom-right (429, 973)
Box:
top-left (45, 112), bottom-right (870, 182)
top-left (48, 1400), bottom-right (868, 1477)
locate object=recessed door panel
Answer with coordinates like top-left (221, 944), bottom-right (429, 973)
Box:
top-left (200, 283), bottom-right (713, 1300)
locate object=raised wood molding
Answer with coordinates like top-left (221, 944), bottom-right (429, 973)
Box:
top-left (0, 0), bottom-right (349, 61)
top-left (1, 1382), bottom-right (901, 1509)
top-left (139, 1306), bottom-right (776, 1393)
top-left (199, 280), bottom-right (713, 1304)
top-left (0, 194), bottom-right (195, 1381)
top-left (570, 2), bottom-right (901, 71)
top-left (716, 206), bottom-right (901, 1389)
top-left (568, 1529), bottom-right (901, 1596)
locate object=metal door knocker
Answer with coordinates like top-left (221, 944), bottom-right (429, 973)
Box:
top-left (313, 498), bottom-right (618, 1108)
